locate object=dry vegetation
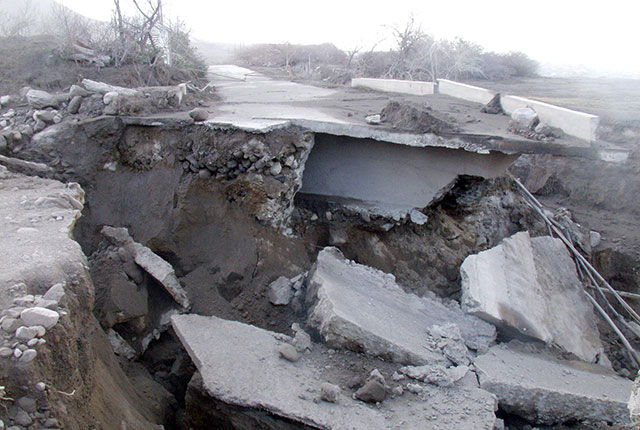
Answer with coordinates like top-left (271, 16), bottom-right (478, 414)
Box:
top-left (235, 15), bottom-right (538, 84)
top-left (0, 0), bottom-right (207, 90)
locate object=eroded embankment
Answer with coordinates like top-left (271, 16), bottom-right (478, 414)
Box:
top-left (4, 113), bottom-right (635, 429)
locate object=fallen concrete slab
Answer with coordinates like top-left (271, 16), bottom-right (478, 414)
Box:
top-left (460, 231), bottom-right (603, 363)
top-left (475, 343), bottom-right (632, 425)
top-left (172, 313), bottom-right (499, 430)
top-left (101, 226), bottom-right (190, 309)
top-left (306, 247), bottom-right (496, 365)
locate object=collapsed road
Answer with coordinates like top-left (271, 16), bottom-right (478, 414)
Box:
top-left (0, 66), bottom-right (638, 429)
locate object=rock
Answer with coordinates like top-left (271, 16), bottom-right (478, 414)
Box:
top-left (108, 329), bottom-right (137, 360)
top-left (510, 107), bottom-right (538, 129)
top-left (33, 297), bottom-right (58, 310)
top-left (391, 386), bottom-right (404, 396)
top-left (20, 307), bottom-right (59, 329)
top-left (409, 209), bottom-right (428, 225)
top-left (34, 382), bottom-right (46, 392)
top-left (0, 95), bottom-right (11, 106)
top-left (17, 396), bottom-right (37, 413)
top-left (291, 323), bottom-right (312, 352)
top-left (481, 93), bottom-right (503, 114)
top-left (460, 231), bottom-right (603, 362)
top-left (1, 317), bottom-right (21, 333)
top-left (277, 343), bottom-right (300, 362)
top-left (590, 230), bottom-right (602, 248)
top-left (198, 168), bottom-right (211, 179)
top-left (26, 89), bottom-right (58, 109)
top-left (33, 110), bottom-right (57, 123)
top-left (189, 108), bottom-right (209, 122)
top-left (369, 369), bottom-right (386, 385)
top-left (0, 135), bottom-right (6, 151)
top-left (475, 343), bottom-right (632, 425)
top-left (320, 382), bottom-right (340, 403)
top-left (307, 247), bottom-right (495, 365)
top-left (19, 348), bottom-right (37, 363)
top-left (103, 91), bottom-right (118, 105)
top-left (43, 418), bottom-right (59, 428)
top-left (355, 380), bottom-right (386, 403)
top-left (0, 347), bottom-right (12, 358)
top-left (269, 161), bottom-right (282, 176)
top-left (630, 373), bottom-right (640, 426)
top-left (268, 276), bottom-right (294, 305)
top-left (33, 119), bottom-right (47, 133)
top-left (43, 283), bottom-right (65, 302)
top-left (15, 326), bottom-right (39, 340)
top-left (14, 409), bottom-right (32, 426)
top-left (13, 348), bottom-right (22, 358)
top-left (173, 314), bottom-right (500, 429)
top-left (68, 95), bottom-right (83, 114)
top-left (69, 84), bottom-right (92, 98)
top-left (365, 114), bottom-right (381, 125)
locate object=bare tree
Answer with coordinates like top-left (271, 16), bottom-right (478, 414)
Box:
top-left (0, 0), bottom-right (37, 37)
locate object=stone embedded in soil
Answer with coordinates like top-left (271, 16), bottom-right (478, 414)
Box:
top-left (460, 231), bottom-right (604, 362)
top-left (355, 380), bottom-right (387, 403)
top-left (189, 108), bottom-right (209, 122)
top-left (0, 347), bottom-right (12, 358)
top-left (20, 307), bottom-right (59, 329)
top-left (320, 383), bottom-right (340, 403)
top-left (19, 349), bottom-right (37, 363)
top-left (268, 276), bottom-right (294, 305)
top-left (15, 326), bottom-right (39, 340)
top-left (277, 343), bottom-right (300, 362)
top-left (172, 313), bottom-right (499, 429)
top-left (306, 247), bottom-right (496, 365)
top-left (474, 342), bottom-right (632, 425)
top-left (42, 283), bottom-right (65, 303)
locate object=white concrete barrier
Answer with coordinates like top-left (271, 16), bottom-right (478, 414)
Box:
top-left (351, 78), bottom-right (435, 96)
top-left (501, 95), bottom-right (599, 142)
top-left (437, 79), bottom-right (497, 105)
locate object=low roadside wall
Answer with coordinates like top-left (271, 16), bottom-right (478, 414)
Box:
top-left (351, 78), bottom-right (435, 96)
top-left (437, 79), bottom-right (497, 105)
top-left (501, 95), bottom-right (599, 142)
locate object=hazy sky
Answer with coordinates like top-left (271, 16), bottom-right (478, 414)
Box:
top-left (57, 0), bottom-right (640, 73)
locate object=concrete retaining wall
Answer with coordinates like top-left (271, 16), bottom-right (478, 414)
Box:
top-left (351, 78), bottom-right (435, 96)
top-left (437, 79), bottom-right (497, 105)
top-left (501, 95), bottom-right (599, 142)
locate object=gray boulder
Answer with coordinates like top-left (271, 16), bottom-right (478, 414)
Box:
top-left (189, 108), bottom-right (209, 122)
top-left (510, 107), bottom-right (538, 129)
top-left (26, 89), bottom-right (59, 109)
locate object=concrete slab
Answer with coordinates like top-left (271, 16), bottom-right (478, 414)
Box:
top-left (437, 80), bottom-right (497, 105)
top-left (351, 78), bottom-right (436, 96)
top-left (299, 134), bottom-right (517, 212)
top-left (460, 232), bottom-right (603, 363)
top-left (501, 95), bottom-right (599, 142)
top-left (475, 343), bottom-right (632, 425)
top-left (306, 247), bottom-right (496, 365)
top-left (172, 313), bottom-right (499, 430)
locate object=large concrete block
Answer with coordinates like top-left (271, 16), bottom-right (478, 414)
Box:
top-left (173, 313), bottom-right (499, 430)
top-left (351, 78), bottom-right (435, 96)
top-left (460, 231), bottom-right (603, 363)
top-left (437, 79), bottom-right (497, 105)
top-left (306, 247), bottom-right (496, 365)
top-left (475, 343), bottom-right (632, 425)
top-left (500, 95), bottom-right (599, 142)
